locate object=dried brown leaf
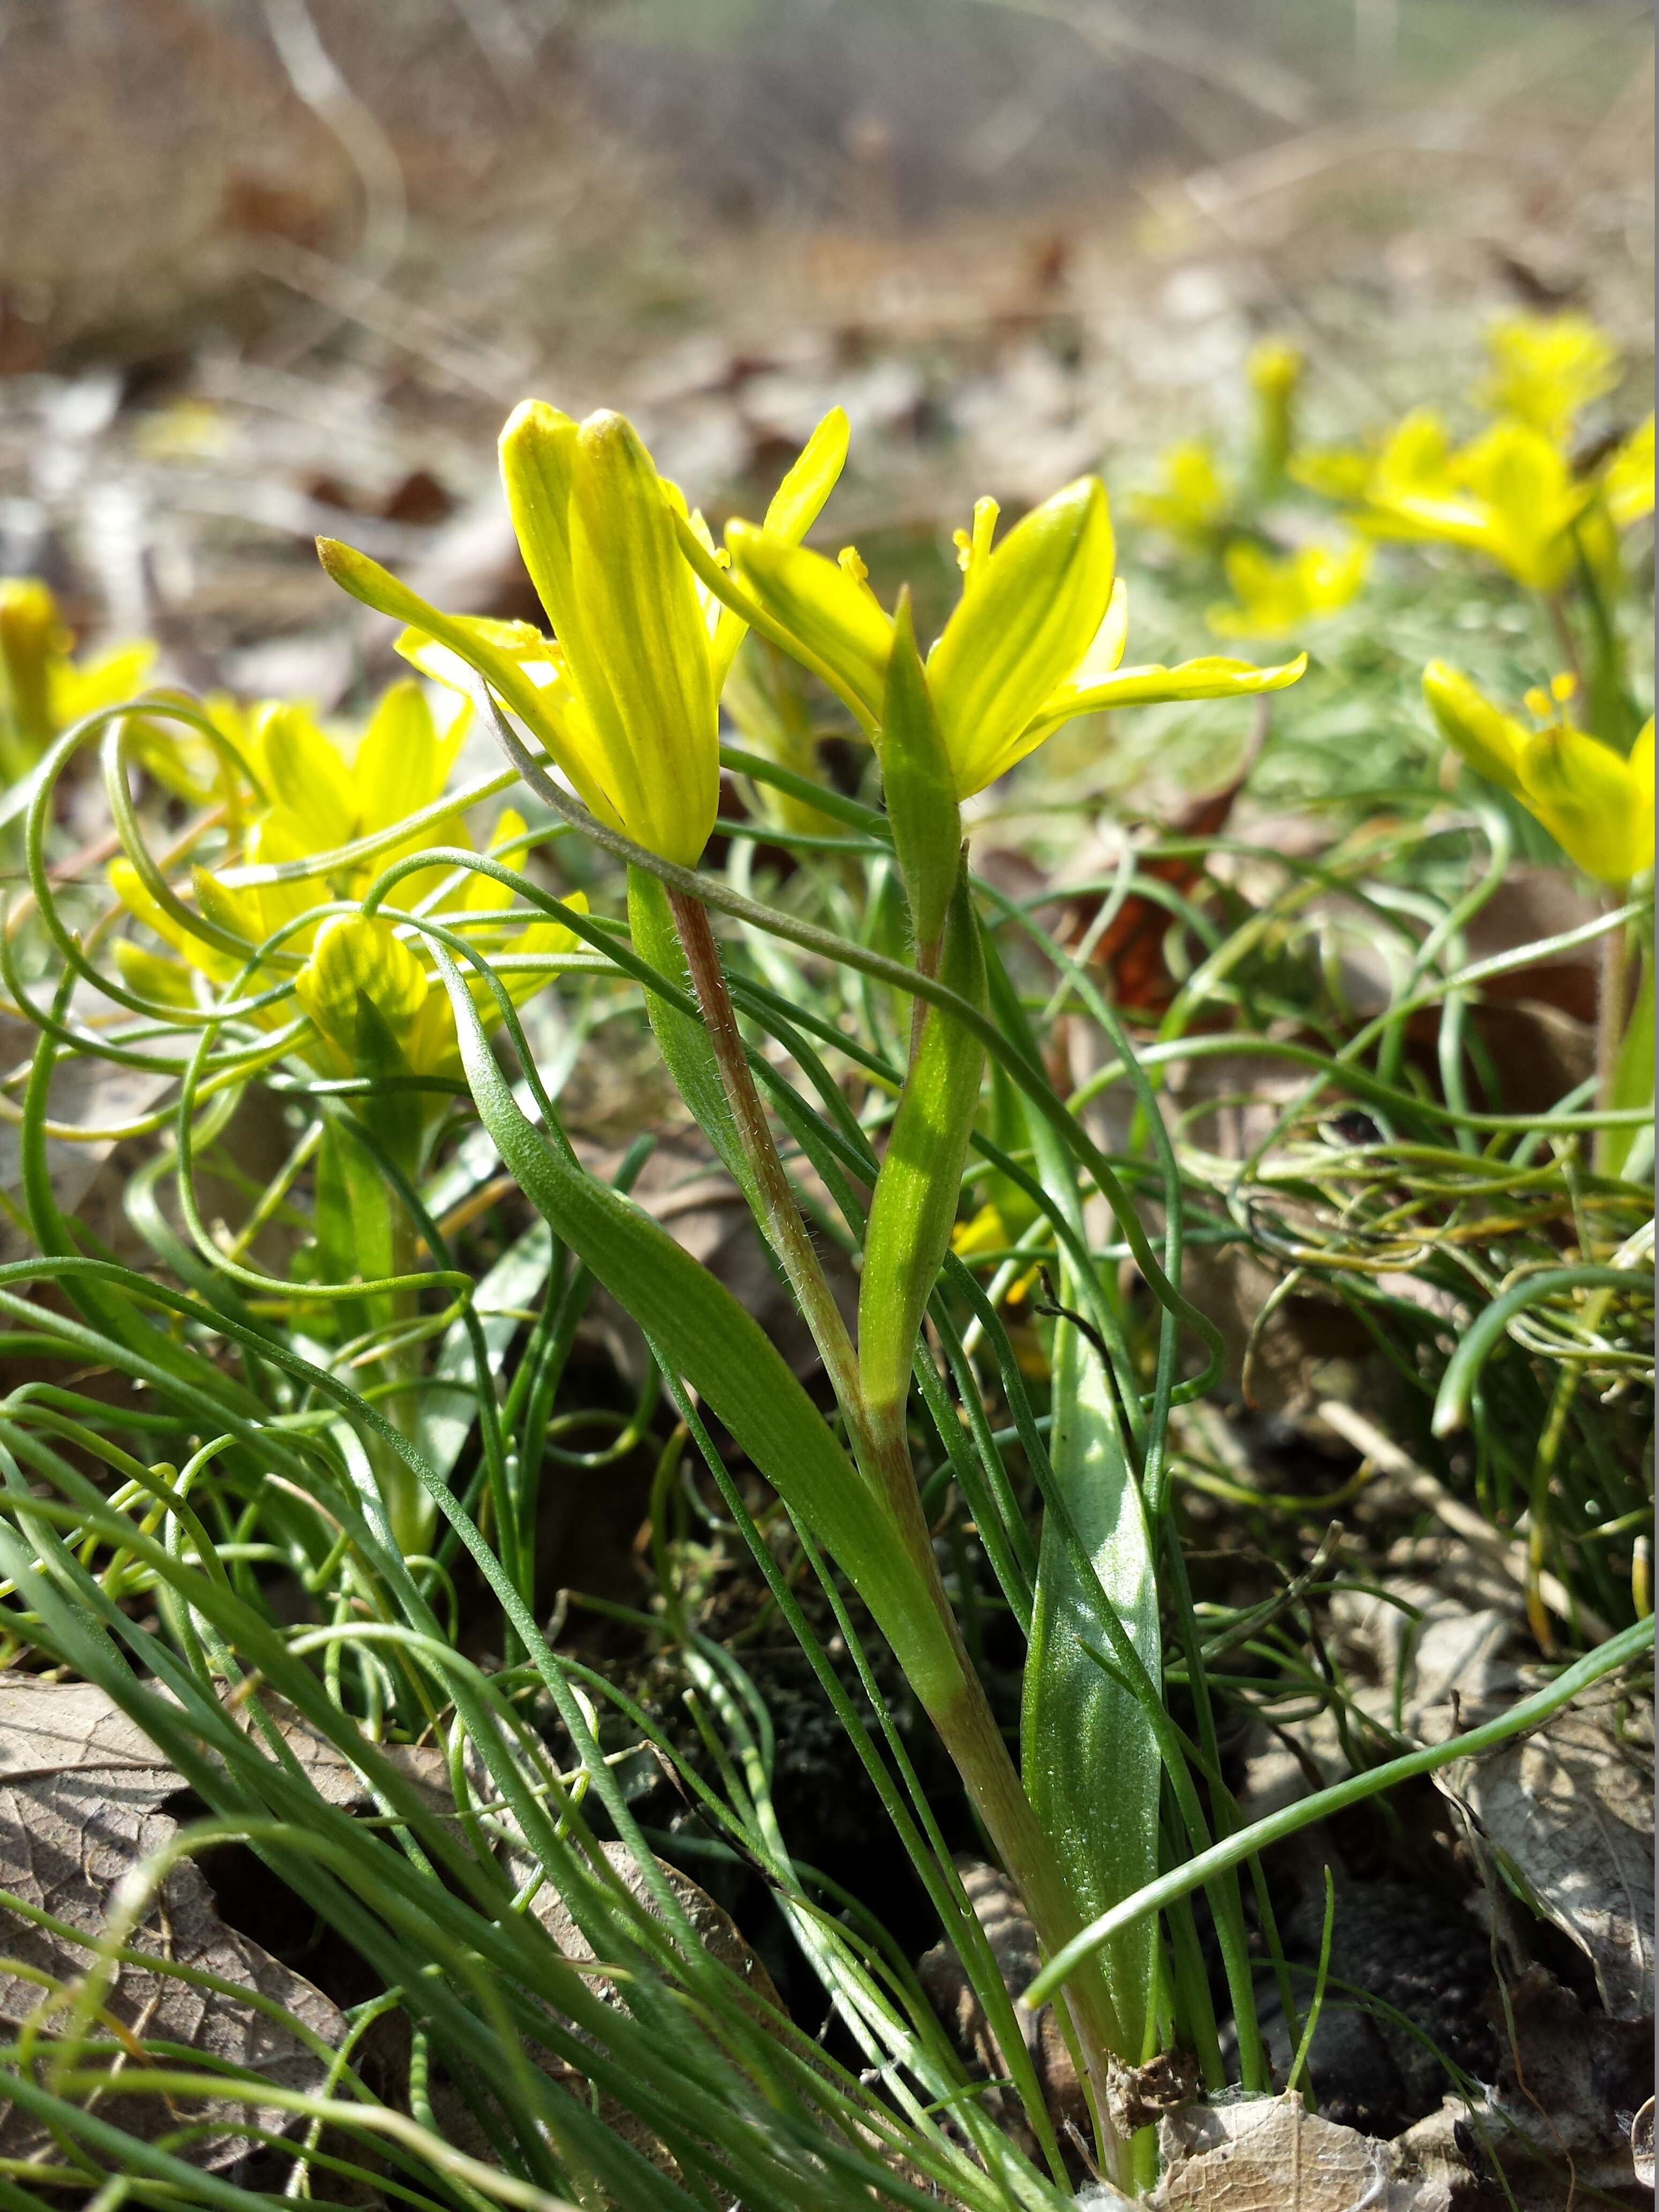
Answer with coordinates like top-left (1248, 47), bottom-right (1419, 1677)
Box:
top-left (0, 1680), bottom-right (346, 2174)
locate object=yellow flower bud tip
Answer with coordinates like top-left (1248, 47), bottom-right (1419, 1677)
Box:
top-left (0, 576), bottom-right (63, 646)
top-left (1247, 340), bottom-right (1305, 407)
top-left (1550, 672), bottom-right (1577, 704)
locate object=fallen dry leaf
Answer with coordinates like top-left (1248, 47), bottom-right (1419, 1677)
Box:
top-left (1436, 1677), bottom-right (1654, 2021)
top-left (918, 1858), bottom-right (1090, 2155)
top-left (1157, 2096), bottom-right (1454, 2210)
top-left (1632, 2096), bottom-right (1653, 2187)
top-left (0, 1679), bottom-right (346, 2175)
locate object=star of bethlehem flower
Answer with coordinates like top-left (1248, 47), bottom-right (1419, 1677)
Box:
top-left (1127, 440), bottom-right (1232, 548)
top-left (0, 578), bottom-right (158, 776)
top-left (109, 680), bottom-right (585, 1081)
top-left (680, 474), bottom-right (1306, 803)
top-left (1604, 414), bottom-right (1656, 529)
top-left (317, 405), bottom-right (851, 870)
top-left (1423, 660), bottom-right (1654, 885)
top-left (1207, 537), bottom-right (1370, 641)
top-left (1247, 338), bottom-right (1305, 483)
top-left (1476, 313), bottom-right (1621, 443)
top-left (1294, 387), bottom-right (1652, 596)
top-left (1307, 412), bottom-right (1595, 591)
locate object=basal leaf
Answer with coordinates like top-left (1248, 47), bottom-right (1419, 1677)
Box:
top-left (437, 948), bottom-right (966, 1712)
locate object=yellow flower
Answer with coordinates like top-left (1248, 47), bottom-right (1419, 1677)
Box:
top-left (109, 682), bottom-right (586, 1081)
top-left (1207, 538), bottom-right (1370, 641)
top-left (1477, 314), bottom-right (1620, 441)
top-left (318, 405), bottom-right (849, 870)
top-left (1247, 338), bottom-right (1305, 481)
top-left (688, 478), bottom-right (1307, 800)
top-left (1129, 441), bottom-right (1231, 546)
top-left (1604, 414), bottom-right (1655, 529)
top-left (1362, 417), bottom-right (1593, 591)
top-left (0, 578), bottom-right (157, 774)
top-left (1424, 660), bottom-right (1654, 884)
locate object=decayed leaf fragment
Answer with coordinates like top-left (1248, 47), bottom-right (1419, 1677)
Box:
top-left (0, 1680), bottom-right (346, 2174)
top-left (1157, 2095), bottom-right (1454, 2210)
top-left (1436, 1675), bottom-right (1654, 2020)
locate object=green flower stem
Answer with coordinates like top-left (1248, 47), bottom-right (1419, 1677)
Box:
top-left (667, 887), bottom-right (865, 1429)
top-left (664, 883), bottom-right (1130, 2180)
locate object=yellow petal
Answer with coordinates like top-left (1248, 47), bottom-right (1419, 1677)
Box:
top-left (318, 539), bottom-right (611, 827)
top-left (562, 410), bottom-right (719, 867)
top-left (353, 679), bottom-right (465, 833)
top-left (1478, 313), bottom-right (1619, 439)
top-left (498, 400), bottom-right (580, 646)
top-left (928, 474), bottom-right (1116, 797)
top-left (256, 703), bottom-right (357, 849)
top-left (762, 406), bottom-right (850, 545)
top-left (1421, 661), bottom-right (1529, 796)
top-left (113, 940), bottom-right (199, 1010)
top-left (1519, 724), bottom-right (1652, 884)
top-left (725, 520), bottom-right (894, 721)
top-left (1605, 415), bottom-right (1655, 529)
top-left (1017, 652), bottom-right (1307, 759)
top-left (191, 864), bottom-right (266, 956)
top-left (1065, 577), bottom-right (1130, 686)
top-left (1130, 442), bottom-right (1229, 542)
top-left (1374, 410), bottom-right (1456, 501)
top-left (108, 856), bottom-right (240, 981)
top-left (294, 914), bottom-right (428, 1053)
top-left (1206, 540), bottom-right (1369, 640)
top-left (48, 640), bottom-right (159, 731)
top-left (1288, 444), bottom-right (1376, 502)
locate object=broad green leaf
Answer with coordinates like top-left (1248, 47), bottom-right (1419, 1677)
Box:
top-left (313, 1117), bottom-right (397, 1340)
top-left (438, 948), bottom-right (967, 1713)
top-left (858, 869), bottom-right (987, 1431)
top-left (1023, 1309), bottom-right (1162, 2058)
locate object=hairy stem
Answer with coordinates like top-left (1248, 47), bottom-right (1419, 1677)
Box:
top-left (668, 887), bottom-right (865, 1422)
